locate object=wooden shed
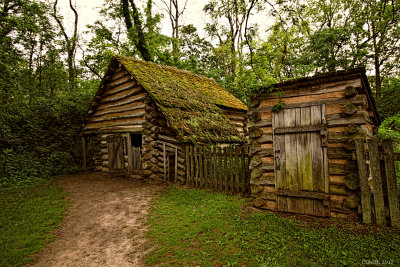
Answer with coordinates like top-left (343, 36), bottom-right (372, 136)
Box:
top-left (80, 55), bottom-right (247, 182)
top-left (248, 68), bottom-right (380, 219)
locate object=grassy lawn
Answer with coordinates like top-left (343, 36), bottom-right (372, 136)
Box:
top-left (146, 186), bottom-right (400, 266)
top-left (0, 182), bottom-right (67, 267)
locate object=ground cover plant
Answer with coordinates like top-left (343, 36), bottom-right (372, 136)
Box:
top-left (0, 182), bottom-right (67, 266)
top-left (146, 186), bottom-right (400, 266)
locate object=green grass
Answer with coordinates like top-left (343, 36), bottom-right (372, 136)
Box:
top-left (0, 182), bottom-right (67, 266)
top-left (146, 186), bottom-right (400, 266)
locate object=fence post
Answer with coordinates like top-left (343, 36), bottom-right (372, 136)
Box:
top-left (218, 147), bottom-right (222, 190)
top-left (241, 146), bottom-right (246, 193)
top-left (198, 146), bottom-right (202, 188)
top-left (185, 145), bottom-right (189, 185)
top-left (213, 145), bottom-right (218, 189)
top-left (382, 139), bottom-right (400, 228)
top-left (163, 143), bottom-right (166, 181)
top-left (195, 146), bottom-right (199, 187)
top-left (355, 139), bottom-right (372, 224)
top-left (229, 147), bottom-right (233, 193)
top-left (190, 146), bottom-right (194, 186)
top-left (223, 146), bottom-right (228, 190)
top-left (368, 139), bottom-right (386, 227)
top-left (235, 146), bottom-right (240, 193)
top-left (204, 146), bottom-right (208, 188)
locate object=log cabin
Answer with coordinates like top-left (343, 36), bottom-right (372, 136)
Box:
top-left (80, 55), bottom-right (247, 182)
top-left (248, 68), bottom-right (380, 220)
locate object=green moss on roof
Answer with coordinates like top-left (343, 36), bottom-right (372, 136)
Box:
top-left (115, 55), bottom-right (247, 110)
top-left (114, 55), bottom-right (246, 143)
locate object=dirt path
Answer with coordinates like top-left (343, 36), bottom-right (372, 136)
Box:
top-left (29, 171), bottom-right (165, 267)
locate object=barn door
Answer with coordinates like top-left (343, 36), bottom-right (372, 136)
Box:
top-left (106, 135), bottom-right (125, 177)
top-left (273, 105), bottom-right (329, 216)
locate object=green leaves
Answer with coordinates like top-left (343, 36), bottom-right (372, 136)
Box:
top-left (0, 82), bottom-right (96, 188)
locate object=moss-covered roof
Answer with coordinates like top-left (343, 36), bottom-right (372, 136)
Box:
top-left (114, 55), bottom-right (247, 143)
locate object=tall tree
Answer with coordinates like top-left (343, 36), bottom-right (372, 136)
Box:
top-left (361, 0), bottom-right (400, 98)
top-left (0, 0), bottom-right (64, 103)
top-left (203, 0), bottom-right (248, 75)
top-left (52, 0), bottom-right (78, 90)
top-left (121, 0), bottom-right (153, 61)
top-left (161, 0), bottom-right (188, 60)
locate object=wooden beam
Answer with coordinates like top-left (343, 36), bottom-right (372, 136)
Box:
top-left (96, 95), bottom-right (146, 111)
top-left (327, 112), bottom-right (369, 127)
top-left (259, 78), bottom-right (361, 99)
top-left (88, 110), bottom-right (145, 123)
top-left (274, 125), bottom-right (323, 134)
top-left (100, 86), bottom-right (143, 104)
top-left (93, 104), bottom-right (146, 117)
top-left (247, 119), bottom-right (272, 128)
top-left (107, 75), bottom-right (131, 89)
top-left (382, 139), bottom-right (400, 228)
top-left (355, 139), bottom-right (372, 224)
top-left (110, 69), bottom-right (127, 81)
top-left (367, 139), bottom-right (386, 227)
top-left (103, 80), bottom-right (137, 97)
top-left (83, 119), bottom-right (146, 130)
top-left (253, 96), bottom-right (368, 113)
top-left (276, 189), bottom-right (329, 200)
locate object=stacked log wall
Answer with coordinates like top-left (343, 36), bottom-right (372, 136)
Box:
top-left (141, 99), bottom-right (186, 182)
top-left (82, 66), bottom-right (148, 175)
top-left (82, 67), bottom-right (146, 134)
top-left (222, 108), bottom-right (247, 137)
top-left (92, 135), bottom-right (102, 171)
top-left (248, 75), bottom-right (375, 220)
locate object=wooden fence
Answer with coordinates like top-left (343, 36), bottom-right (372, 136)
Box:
top-left (185, 145), bottom-right (250, 194)
top-left (355, 138), bottom-right (400, 228)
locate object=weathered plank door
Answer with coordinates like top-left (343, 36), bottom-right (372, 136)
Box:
top-left (160, 141), bottom-right (178, 182)
top-left (106, 135), bottom-right (125, 176)
top-left (273, 105), bottom-right (329, 216)
top-left (131, 146), bottom-right (142, 172)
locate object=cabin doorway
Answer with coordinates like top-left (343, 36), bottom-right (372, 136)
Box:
top-left (129, 133), bottom-right (142, 175)
top-left (160, 142), bottom-right (178, 182)
top-left (273, 105), bottom-right (329, 216)
top-left (106, 135), bottom-right (125, 177)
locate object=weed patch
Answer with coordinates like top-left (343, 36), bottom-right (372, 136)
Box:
top-left (0, 182), bottom-right (67, 266)
top-left (146, 186), bottom-right (400, 266)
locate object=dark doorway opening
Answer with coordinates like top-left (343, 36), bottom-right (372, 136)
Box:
top-left (130, 134), bottom-right (142, 174)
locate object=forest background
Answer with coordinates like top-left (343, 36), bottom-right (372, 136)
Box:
top-left (0, 0), bottom-right (399, 187)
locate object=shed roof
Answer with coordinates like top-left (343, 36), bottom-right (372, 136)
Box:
top-left (265, 68), bottom-right (380, 124)
top-left (86, 55), bottom-right (247, 143)
top-left (115, 55), bottom-right (247, 111)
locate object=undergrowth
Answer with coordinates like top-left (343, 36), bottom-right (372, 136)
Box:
top-left (0, 182), bottom-right (68, 266)
top-left (146, 186), bottom-right (400, 266)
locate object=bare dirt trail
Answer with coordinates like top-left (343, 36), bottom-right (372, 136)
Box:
top-left (28, 171), bottom-right (165, 267)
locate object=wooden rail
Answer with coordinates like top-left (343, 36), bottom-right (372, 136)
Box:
top-left (185, 145), bottom-right (250, 194)
top-left (355, 138), bottom-right (400, 228)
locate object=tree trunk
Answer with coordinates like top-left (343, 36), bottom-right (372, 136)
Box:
top-left (52, 0), bottom-right (78, 91)
top-left (372, 20), bottom-right (381, 98)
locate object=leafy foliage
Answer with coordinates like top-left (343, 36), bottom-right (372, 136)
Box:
top-left (0, 82), bottom-right (97, 188)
